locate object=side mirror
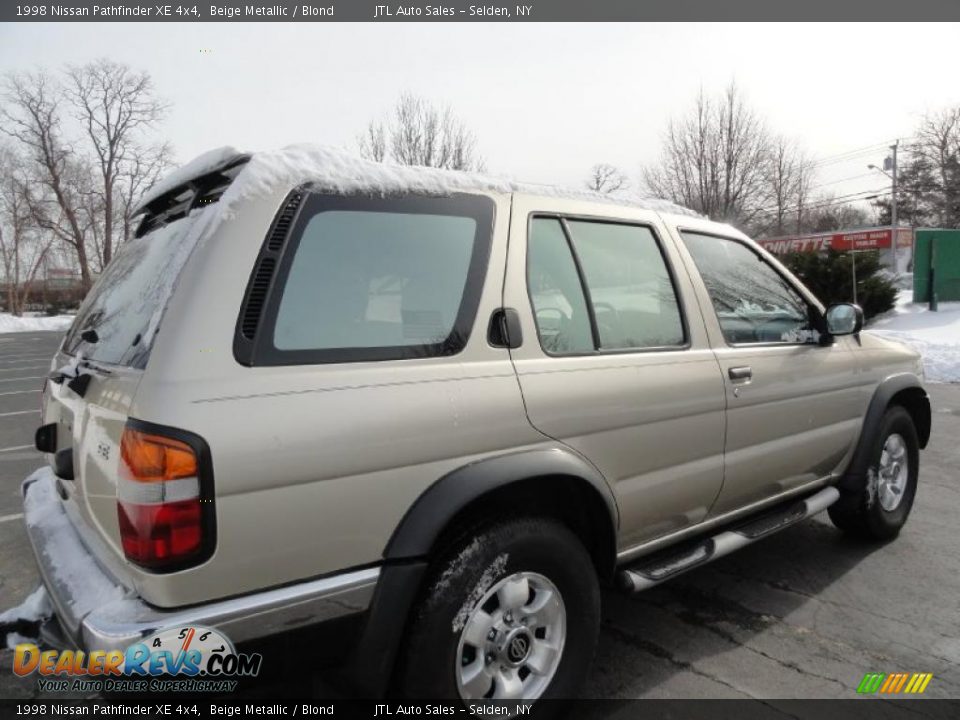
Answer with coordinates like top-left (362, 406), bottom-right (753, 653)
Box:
top-left (825, 303), bottom-right (864, 336)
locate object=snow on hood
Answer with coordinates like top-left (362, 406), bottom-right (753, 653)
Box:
top-left (141, 143), bottom-right (700, 221)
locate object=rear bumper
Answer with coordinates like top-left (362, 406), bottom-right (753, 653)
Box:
top-left (21, 469), bottom-right (379, 652)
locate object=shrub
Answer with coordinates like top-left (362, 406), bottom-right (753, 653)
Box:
top-left (780, 249), bottom-right (897, 321)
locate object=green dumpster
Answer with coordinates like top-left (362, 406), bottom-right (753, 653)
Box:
top-left (913, 229), bottom-right (960, 304)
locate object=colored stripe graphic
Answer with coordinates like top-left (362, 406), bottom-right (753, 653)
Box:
top-left (857, 673), bottom-right (885, 693)
top-left (857, 672), bottom-right (932, 694)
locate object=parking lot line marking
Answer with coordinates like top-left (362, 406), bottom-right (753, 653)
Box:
top-left (0, 365), bottom-right (46, 372)
top-left (0, 513), bottom-right (24, 524)
top-left (0, 376), bottom-right (42, 383)
top-left (0, 390), bottom-right (37, 396)
top-left (0, 409), bottom-right (40, 417)
top-left (0, 444), bottom-right (33, 453)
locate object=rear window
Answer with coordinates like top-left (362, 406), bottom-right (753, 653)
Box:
top-left (62, 211), bottom-right (209, 368)
top-left (250, 193), bottom-right (494, 365)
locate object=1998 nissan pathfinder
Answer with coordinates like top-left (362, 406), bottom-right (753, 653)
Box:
top-left (24, 145), bottom-right (929, 702)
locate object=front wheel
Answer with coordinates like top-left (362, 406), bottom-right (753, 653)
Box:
top-left (394, 517), bottom-right (600, 702)
top-left (829, 405), bottom-right (920, 540)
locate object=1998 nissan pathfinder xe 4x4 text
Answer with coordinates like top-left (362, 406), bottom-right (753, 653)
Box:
top-left (23, 145), bottom-right (930, 702)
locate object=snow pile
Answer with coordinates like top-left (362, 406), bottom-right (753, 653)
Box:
top-left (6, 633), bottom-right (34, 650)
top-left (0, 586), bottom-right (52, 649)
top-left (22, 468), bottom-right (128, 620)
top-left (153, 143), bottom-right (700, 220)
top-left (867, 291), bottom-right (960, 382)
top-left (0, 586), bottom-right (51, 626)
top-left (0, 313), bottom-right (73, 333)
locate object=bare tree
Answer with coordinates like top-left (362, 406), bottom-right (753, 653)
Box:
top-left (1, 70), bottom-right (93, 289)
top-left (116, 142), bottom-right (173, 246)
top-left (755, 136), bottom-right (814, 236)
top-left (586, 163), bottom-right (630, 194)
top-left (359, 93), bottom-right (483, 171)
top-left (0, 145), bottom-right (53, 314)
top-left (903, 107), bottom-right (960, 228)
top-left (643, 83), bottom-right (772, 227)
top-left (803, 197), bottom-right (872, 233)
top-left (357, 121), bottom-right (387, 163)
top-left (65, 58), bottom-right (170, 266)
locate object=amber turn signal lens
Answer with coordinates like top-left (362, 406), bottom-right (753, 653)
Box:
top-left (120, 428), bottom-right (198, 483)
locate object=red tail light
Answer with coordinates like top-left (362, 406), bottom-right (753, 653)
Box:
top-left (117, 423), bottom-right (214, 570)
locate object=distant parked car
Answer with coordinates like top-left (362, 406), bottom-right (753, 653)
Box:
top-left (24, 146), bottom-right (930, 703)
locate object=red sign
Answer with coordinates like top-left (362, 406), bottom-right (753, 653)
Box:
top-left (758, 228), bottom-right (913, 254)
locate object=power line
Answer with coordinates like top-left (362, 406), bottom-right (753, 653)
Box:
top-left (807, 141), bottom-right (896, 169)
top-left (753, 187), bottom-right (890, 218)
top-left (807, 171), bottom-right (878, 191)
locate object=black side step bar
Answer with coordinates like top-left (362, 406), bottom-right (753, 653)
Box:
top-left (618, 487), bottom-right (839, 593)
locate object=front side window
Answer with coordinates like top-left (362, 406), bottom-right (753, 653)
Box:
top-left (681, 231), bottom-right (817, 345)
top-left (527, 216), bottom-right (686, 354)
top-left (262, 193), bottom-right (492, 364)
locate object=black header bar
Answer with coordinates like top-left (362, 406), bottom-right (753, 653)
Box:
top-left (3, 1), bottom-right (960, 22)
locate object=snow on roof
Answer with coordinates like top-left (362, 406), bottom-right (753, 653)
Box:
top-left (143, 143), bottom-right (700, 219)
top-left (134, 145), bottom-right (245, 213)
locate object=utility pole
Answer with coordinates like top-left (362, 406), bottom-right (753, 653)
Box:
top-left (887, 140), bottom-right (899, 273)
top-left (851, 250), bottom-right (858, 305)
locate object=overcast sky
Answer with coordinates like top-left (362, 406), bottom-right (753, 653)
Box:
top-left (1, 22), bottom-right (959, 208)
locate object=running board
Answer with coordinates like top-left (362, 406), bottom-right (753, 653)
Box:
top-left (618, 486), bottom-right (840, 593)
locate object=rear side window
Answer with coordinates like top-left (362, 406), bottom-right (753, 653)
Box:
top-left (527, 218), bottom-right (594, 353)
top-left (527, 216), bottom-right (686, 354)
top-left (250, 193), bottom-right (494, 365)
top-left (566, 220), bottom-right (685, 350)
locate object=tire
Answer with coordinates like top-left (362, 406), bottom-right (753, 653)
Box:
top-left (829, 405), bottom-right (920, 541)
top-left (394, 516), bottom-right (600, 703)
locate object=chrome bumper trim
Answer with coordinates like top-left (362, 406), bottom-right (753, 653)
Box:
top-left (22, 470), bottom-right (378, 652)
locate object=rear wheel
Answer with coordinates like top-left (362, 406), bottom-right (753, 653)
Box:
top-left (829, 405), bottom-right (919, 540)
top-left (395, 516), bottom-right (600, 702)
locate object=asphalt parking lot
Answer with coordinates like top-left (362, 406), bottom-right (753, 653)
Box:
top-left (0, 330), bottom-right (958, 701)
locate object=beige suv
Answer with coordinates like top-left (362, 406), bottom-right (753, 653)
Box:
top-left (24, 146), bottom-right (930, 702)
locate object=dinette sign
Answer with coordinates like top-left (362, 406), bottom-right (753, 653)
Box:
top-left (758, 227), bottom-right (913, 254)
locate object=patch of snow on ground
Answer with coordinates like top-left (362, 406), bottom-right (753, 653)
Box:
top-left (6, 632), bottom-right (34, 650)
top-left (0, 313), bottom-right (73, 333)
top-left (0, 586), bottom-right (51, 625)
top-left (22, 468), bottom-right (128, 619)
top-left (867, 290), bottom-right (960, 383)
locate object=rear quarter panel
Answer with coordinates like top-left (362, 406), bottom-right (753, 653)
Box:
top-left (128, 188), bottom-right (547, 608)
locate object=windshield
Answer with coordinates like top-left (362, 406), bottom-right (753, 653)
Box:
top-left (62, 210), bottom-right (209, 368)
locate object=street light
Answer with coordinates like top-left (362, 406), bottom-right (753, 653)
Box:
top-left (867, 141), bottom-right (899, 273)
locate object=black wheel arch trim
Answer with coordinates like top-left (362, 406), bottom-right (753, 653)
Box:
top-left (383, 446), bottom-right (620, 560)
top-left (840, 373), bottom-right (930, 492)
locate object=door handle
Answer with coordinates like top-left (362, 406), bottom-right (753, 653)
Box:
top-left (728, 366), bottom-right (753, 381)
